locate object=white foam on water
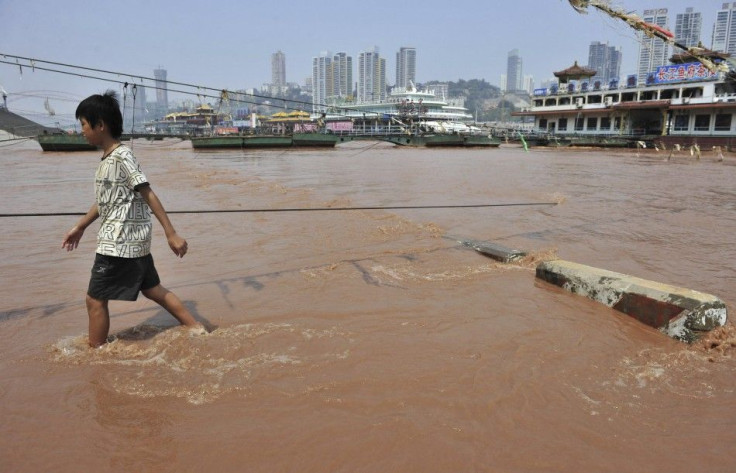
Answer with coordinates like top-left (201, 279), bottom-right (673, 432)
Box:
top-left (48, 322), bottom-right (353, 404)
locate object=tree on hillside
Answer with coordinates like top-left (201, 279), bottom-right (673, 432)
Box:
top-left (424, 79), bottom-right (522, 122)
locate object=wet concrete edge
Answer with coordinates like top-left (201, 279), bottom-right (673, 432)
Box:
top-left (535, 259), bottom-right (728, 343)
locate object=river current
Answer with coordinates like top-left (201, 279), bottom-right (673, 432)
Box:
top-left (1, 138), bottom-right (735, 472)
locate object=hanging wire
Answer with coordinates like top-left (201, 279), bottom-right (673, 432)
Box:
top-left (0, 53), bottom-right (385, 119)
top-left (0, 202), bottom-right (559, 218)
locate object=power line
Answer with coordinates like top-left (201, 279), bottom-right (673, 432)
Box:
top-left (0, 202), bottom-right (558, 218)
top-left (0, 53), bottom-right (385, 118)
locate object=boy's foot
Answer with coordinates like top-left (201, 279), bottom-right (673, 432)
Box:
top-left (187, 324), bottom-right (208, 336)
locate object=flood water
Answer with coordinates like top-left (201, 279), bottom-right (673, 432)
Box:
top-left (1, 138), bottom-right (735, 472)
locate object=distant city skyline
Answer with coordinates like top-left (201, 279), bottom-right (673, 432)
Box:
top-left (0, 0), bottom-right (726, 120)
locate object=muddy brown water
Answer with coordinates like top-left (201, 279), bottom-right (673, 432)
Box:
top-left (1, 138), bottom-right (735, 472)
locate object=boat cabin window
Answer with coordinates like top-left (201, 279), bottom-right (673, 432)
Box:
top-left (558, 118), bottom-right (568, 131)
top-left (575, 117), bottom-right (585, 131)
top-left (587, 95), bottom-right (602, 104)
top-left (621, 92), bottom-right (637, 102)
top-left (683, 87), bottom-right (703, 98)
top-left (534, 99), bottom-right (544, 107)
top-left (544, 98), bottom-right (556, 106)
top-left (715, 83), bottom-right (736, 96)
top-left (715, 114), bottom-right (732, 131)
top-left (600, 117), bottom-right (611, 130)
top-left (559, 97), bottom-right (571, 106)
top-left (673, 114), bottom-right (689, 131)
top-left (587, 117), bottom-right (598, 130)
top-left (659, 89), bottom-right (678, 99)
top-left (640, 90), bottom-right (657, 101)
top-left (694, 114), bottom-right (710, 131)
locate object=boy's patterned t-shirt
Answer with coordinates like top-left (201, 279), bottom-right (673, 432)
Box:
top-left (94, 145), bottom-right (151, 258)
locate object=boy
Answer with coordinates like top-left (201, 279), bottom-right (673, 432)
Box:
top-left (62, 90), bottom-right (203, 347)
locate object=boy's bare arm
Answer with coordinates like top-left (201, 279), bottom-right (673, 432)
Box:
top-left (138, 185), bottom-right (188, 258)
top-left (62, 203), bottom-right (99, 251)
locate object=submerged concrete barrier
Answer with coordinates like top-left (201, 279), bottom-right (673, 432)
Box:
top-left (536, 260), bottom-right (727, 343)
top-left (460, 239), bottom-right (527, 263)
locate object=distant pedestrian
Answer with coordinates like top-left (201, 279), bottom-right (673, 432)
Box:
top-left (62, 90), bottom-right (204, 347)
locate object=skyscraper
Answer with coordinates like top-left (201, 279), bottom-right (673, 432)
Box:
top-left (712, 2), bottom-right (736, 55)
top-left (395, 47), bottom-right (416, 89)
top-left (332, 52), bottom-right (353, 99)
top-left (153, 67), bottom-right (168, 113)
top-left (312, 52), bottom-right (332, 112)
top-left (587, 41), bottom-right (622, 84)
top-left (675, 7), bottom-right (702, 48)
top-left (506, 49), bottom-right (523, 93)
top-left (358, 47), bottom-right (386, 104)
top-left (271, 50), bottom-right (286, 90)
top-left (523, 75), bottom-right (535, 95)
top-left (637, 9), bottom-right (670, 84)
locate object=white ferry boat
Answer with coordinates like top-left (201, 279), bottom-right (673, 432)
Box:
top-left (515, 53), bottom-right (736, 150)
top-left (321, 82), bottom-right (477, 134)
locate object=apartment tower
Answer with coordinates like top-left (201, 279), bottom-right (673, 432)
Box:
top-left (396, 47), bottom-right (417, 89)
top-left (637, 9), bottom-right (670, 84)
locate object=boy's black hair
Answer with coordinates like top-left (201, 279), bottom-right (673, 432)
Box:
top-left (75, 90), bottom-right (123, 139)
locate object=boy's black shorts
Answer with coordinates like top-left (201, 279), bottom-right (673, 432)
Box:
top-left (87, 253), bottom-right (161, 301)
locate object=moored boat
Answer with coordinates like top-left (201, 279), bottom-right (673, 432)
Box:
top-left (291, 132), bottom-right (340, 147)
top-left (462, 134), bottom-right (502, 147)
top-left (191, 134), bottom-right (293, 149)
top-left (384, 133), bottom-right (500, 147)
top-left (515, 53), bottom-right (736, 150)
top-left (36, 133), bottom-right (97, 151)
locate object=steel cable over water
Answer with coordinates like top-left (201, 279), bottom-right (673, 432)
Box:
top-left (0, 202), bottom-right (558, 218)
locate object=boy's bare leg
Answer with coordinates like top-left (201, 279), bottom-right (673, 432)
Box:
top-left (142, 284), bottom-right (202, 329)
top-left (86, 295), bottom-right (110, 347)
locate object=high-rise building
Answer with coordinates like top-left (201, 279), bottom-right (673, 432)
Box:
top-left (712, 2), bottom-right (736, 55)
top-left (358, 47), bottom-right (386, 104)
top-left (587, 41), bottom-right (622, 84)
top-left (271, 50), bottom-right (286, 90)
top-left (312, 51), bottom-right (353, 110)
top-left (153, 67), bottom-right (168, 114)
top-left (332, 52), bottom-right (353, 99)
top-left (523, 75), bottom-right (535, 95)
top-left (312, 52), bottom-right (332, 112)
top-left (637, 9), bottom-right (670, 84)
top-left (675, 7), bottom-right (702, 48)
top-left (506, 49), bottom-right (523, 93)
top-left (395, 47), bottom-right (416, 89)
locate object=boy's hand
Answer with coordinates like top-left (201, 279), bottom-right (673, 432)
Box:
top-left (62, 226), bottom-right (85, 251)
top-left (167, 233), bottom-right (189, 258)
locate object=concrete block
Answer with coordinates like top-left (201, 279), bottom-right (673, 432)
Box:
top-left (536, 259), bottom-right (727, 343)
top-left (461, 239), bottom-right (527, 263)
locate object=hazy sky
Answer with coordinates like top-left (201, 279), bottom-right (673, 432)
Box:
top-left (0, 0), bottom-right (725, 124)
